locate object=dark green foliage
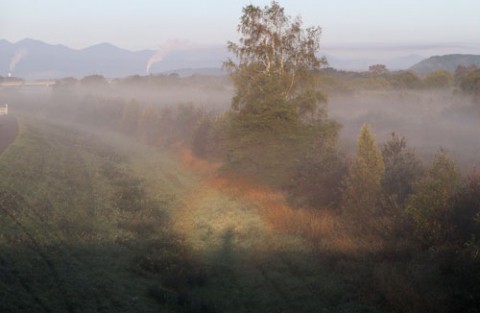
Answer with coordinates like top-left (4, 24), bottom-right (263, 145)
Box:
top-left (423, 70), bottom-right (452, 89)
top-left (406, 150), bottom-right (460, 247)
top-left (227, 115), bottom-right (309, 186)
top-left (373, 246), bottom-right (480, 313)
top-left (175, 103), bottom-right (206, 143)
top-left (452, 168), bottom-right (480, 242)
top-left (381, 132), bottom-right (424, 208)
top-left (289, 138), bottom-right (347, 209)
top-left (459, 69), bottom-right (480, 93)
top-left (458, 68), bottom-right (480, 103)
top-left (388, 71), bottom-right (423, 89)
top-left (192, 113), bottom-right (229, 160)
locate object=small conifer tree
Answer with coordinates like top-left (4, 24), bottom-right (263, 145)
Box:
top-left (343, 124), bottom-right (385, 222)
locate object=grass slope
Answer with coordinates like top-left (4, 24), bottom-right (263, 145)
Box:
top-left (0, 115), bottom-right (370, 312)
top-left (0, 115), bottom-right (199, 312)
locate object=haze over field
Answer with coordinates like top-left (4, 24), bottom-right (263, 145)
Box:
top-left (1, 1), bottom-right (480, 313)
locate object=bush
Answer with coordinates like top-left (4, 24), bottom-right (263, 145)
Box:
top-left (423, 70), bottom-right (452, 89)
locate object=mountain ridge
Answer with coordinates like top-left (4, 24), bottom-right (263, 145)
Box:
top-left (0, 38), bottom-right (229, 79)
top-left (0, 38), bottom-right (454, 79)
top-left (409, 54), bottom-right (480, 72)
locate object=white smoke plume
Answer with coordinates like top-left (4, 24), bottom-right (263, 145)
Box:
top-left (10, 49), bottom-right (28, 72)
top-left (146, 40), bottom-right (186, 74)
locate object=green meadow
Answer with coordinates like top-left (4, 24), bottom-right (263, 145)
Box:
top-left (0, 115), bottom-right (358, 313)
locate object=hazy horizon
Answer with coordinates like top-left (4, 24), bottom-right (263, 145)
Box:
top-left (2, 36), bottom-right (479, 79)
top-left (2, 0), bottom-right (480, 59)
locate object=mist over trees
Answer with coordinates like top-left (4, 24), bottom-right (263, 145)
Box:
top-left (2, 1), bottom-right (480, 312)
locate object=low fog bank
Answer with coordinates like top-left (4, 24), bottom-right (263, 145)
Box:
top-left (82, 75), bottom-right (233, 112)
top-left (329, 90), bottom-right (480, 170)
top-left (2, 75), bottom-right (479, 170)
top-left (0, 74), bottom-right (233, 114)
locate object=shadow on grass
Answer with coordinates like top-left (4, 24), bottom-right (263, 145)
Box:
top-left (2, 188), bottom-right (478, 313)
top-left (0, 218), bottom-right (372, 313)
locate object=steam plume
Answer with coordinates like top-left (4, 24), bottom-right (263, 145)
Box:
top-left (10, 49), bottom-right (28, 72)
top-left (146, 40), bottom-right (184, 74)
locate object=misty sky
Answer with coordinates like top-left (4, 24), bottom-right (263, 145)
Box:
top-left (2, 0), bottom-right (480, 57)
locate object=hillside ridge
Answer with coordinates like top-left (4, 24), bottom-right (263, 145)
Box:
top-left (410, 54), bottom-right (480, 72)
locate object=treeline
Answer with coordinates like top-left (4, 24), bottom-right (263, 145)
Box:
top-left (320, 63), bottom-right (480, 98)
top-left (49, 76), bottom-right (220, 148)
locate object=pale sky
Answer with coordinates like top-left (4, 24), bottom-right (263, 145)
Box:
top-left (2, 0), bottom-right (480, 55)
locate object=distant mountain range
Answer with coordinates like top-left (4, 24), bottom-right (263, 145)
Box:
top-left (409, 54), bottom-right (480, 73)
top-left (0, 38), bottom-right (228, 79)
top-left (2, 38), bottom-right (471, 79)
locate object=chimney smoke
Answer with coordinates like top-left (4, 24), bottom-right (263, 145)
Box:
top-left (9, 49), bottom-right (28, 73)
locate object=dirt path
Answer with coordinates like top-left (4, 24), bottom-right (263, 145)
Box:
top-left (0, 115), bottom-right (18, 155)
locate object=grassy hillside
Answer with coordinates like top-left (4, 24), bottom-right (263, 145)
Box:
top-left (0, 115), bottom-right (374, 312)
top-left (0, 115), bottom-right (198, 312)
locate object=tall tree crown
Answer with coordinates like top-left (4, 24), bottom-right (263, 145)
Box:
top-left (225, 1), bottom-right (327, 117)
top-left (356, 124), bottom-right (385, 180)
top-left (228, 1), bottom-right (323, 74)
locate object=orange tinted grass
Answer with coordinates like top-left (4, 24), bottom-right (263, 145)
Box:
top-left (175, 147), bottom-right (381, 254)
top-left (215, 176), bottom-right (361, 252)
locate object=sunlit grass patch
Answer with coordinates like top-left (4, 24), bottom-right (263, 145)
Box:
top-left (173, 182), bottom-right (270, 254)
top-left (197, 173), bottom-right (345, 251)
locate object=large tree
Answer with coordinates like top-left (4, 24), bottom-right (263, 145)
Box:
top-left (224, 1), bottom-right (337, 186)
top-left (225, 1), bottom-right (327, 118)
